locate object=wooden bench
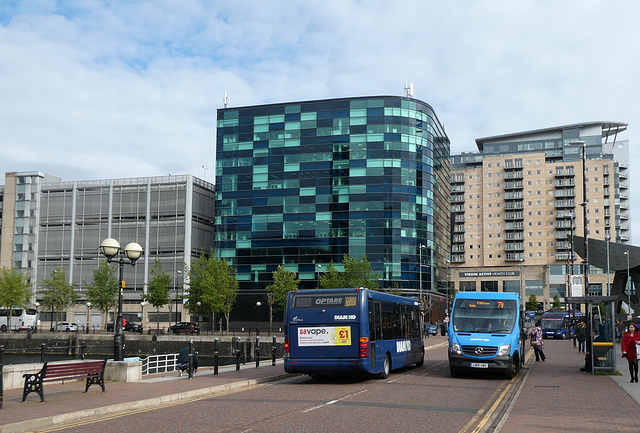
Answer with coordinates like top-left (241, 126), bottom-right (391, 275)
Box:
top-left (22, 360), bottom-right (107, 402)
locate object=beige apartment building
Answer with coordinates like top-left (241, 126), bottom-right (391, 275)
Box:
top-left (449, 122), bottom-right (630, 309)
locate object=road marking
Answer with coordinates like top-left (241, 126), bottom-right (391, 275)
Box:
top-left (29, 383), bottom-right (272, 432)
top-left (301, 389), bottom-right (368, 413)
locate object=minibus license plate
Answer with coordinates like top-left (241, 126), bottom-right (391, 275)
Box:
top-left (471, 363), bottom-right (488, 368)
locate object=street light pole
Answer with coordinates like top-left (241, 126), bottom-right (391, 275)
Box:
top-left (100, 238), bottom-right (143, 361)
top-left (571, 141), bottom-right (589, 296)
top-left (605, 234), bottom-right (611, 295)
top-left (624, 250), bottom-right (631, 319)
top-left (255, 301), bottom-right (262, 336)
top-left (85, 302), bottom-right (91, 334)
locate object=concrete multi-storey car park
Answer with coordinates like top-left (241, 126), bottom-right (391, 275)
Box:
top-left (0, 172), bottom-right (214, 329)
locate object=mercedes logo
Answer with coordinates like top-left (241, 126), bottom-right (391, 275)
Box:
top-left (475, 347), bottom-right (484, 355)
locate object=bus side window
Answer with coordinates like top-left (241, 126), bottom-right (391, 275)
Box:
top-left (369, 301), bottom-right (382, 342)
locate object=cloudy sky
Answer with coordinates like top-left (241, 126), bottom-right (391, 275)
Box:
top-left (1, 1), bottom-right (639, 236)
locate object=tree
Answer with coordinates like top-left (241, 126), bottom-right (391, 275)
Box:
top-left (84, 260), bottom-right (118, 328)
top-left (526, 294), bottom-right (538, 311)
top-left (186, 249), bottom-right (239, 333)
top-left (0, 264), bottom-right (32, 330)
top-left (318, 262), bottom-right (342, 289)
top-left (552, 295), bottom-right (562, 309)
top-left (265, 265), bottom-right (299, 334)
top-left (41, 268), bottom-right (77, 329)
top-left (144, 258), bottom-right (172, 331)
top-left (387, 283), bottom-right (403, 296)
top-left (318, 255), bottom-right (381, 290)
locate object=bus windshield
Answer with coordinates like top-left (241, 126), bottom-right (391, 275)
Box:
top-left (541, 314), bottom-right (565, 330)
top-left (452, 298), bottom-right (517, 333)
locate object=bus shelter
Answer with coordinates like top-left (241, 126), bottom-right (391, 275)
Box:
top-left (565, 296), bottom-right (617, 374)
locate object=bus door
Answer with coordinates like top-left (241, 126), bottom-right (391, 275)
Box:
top-left (369, 300), bottom-right (382, 369)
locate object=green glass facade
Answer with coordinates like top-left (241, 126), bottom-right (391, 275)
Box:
top-left (215, 96), bottom-right (450, 304)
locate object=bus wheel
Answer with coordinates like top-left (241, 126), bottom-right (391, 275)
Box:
top-left (0, 324), bottom-right (6, 333)
top-left (416, 350), bottom-right (424, 367)
top-left (379, 354), bottom-right (391, 379)
top-left (450, 366), bottom-right (460, 378)
top-left (505, 356), bottom-right (518, 379)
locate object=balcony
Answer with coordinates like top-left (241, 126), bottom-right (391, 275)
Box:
top-left (555, 168), bottom-right (576, 177)
top-left (505, 232), bottom-right (524, 240)
top-left (505, 253), bottom-right (525, 262)
top-left (505, 243), bottom-right (524, 251)
top-left (504, 171), bottom-right (523, 180)
top-left (505, 212), bottom-right (524, 221)
top-left (504, 181), bottom-right (524, 190)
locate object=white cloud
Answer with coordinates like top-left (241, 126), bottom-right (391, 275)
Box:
top-left (1, 0), bottom-right (640, 237)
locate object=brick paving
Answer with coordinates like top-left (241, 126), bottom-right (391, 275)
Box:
top-left (1, 336), bottom-right (638, 433)
top-left (495, 340), bottom-right (640, 433)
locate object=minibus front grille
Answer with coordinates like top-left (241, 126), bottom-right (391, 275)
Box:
top-left (461, 345), bottom-right (497, 357)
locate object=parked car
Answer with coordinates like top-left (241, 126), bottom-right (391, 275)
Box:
top-left (52, 322), bottom-right (79, 332)
top-left (169, 322), bottom-right (199, 335)
top-left (124, 322), bottom-right (142, 333)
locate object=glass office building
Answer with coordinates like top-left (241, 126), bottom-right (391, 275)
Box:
top-left (215, 96), bottom-right (451, 314)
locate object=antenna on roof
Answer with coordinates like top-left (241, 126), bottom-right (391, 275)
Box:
top-left (404, 82), bottom-right (414, 97)
top-left (223, 91), bottom-right (228, 108)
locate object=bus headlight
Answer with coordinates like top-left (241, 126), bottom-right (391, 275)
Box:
top-left (450, 343), bottom-right (461, 355)
top-left (497, 344), bottom-right (511, 356)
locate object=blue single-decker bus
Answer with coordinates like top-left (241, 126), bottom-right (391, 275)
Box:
top-left (284, 288), bottom-right (424, 379)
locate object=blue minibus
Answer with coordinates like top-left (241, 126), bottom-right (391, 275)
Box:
top-left (540, 309), bottom-right (585, 339)
top-left (284, 288), bottom-right (424, 379)
top-left (448, 292), bottom-right (523, 379)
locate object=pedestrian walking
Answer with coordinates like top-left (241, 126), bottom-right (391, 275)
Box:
top-left (576, 321), bottom-right (587, 353)
top-left (530, 321), bottom-right (546, 362)
top-left (621, 323), bottom-right (640, 383)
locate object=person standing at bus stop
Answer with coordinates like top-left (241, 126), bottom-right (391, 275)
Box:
top-left (621, 323), bottom-right (639, 383)
top-left (576, 321), bottom-right (587, 354)
top-left (530, 321), bottom-right (546, 362)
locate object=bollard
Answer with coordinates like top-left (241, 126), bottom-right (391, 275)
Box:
top-left (235, 337), bottom-right (241, 371)
top-left (272, 335), bottom-right (277, 366)
top-left (40, 343), bottom-right (46, 363)
top-left (188, 338), bottom-right (194, 379)
top-left (80, 341), bottom-right (86, 360)
top-left (255, 336), bottom-right (260, 368)
top-left (214, 338), bottom-right (219, 375)
top-left (1, 345), bottom-right (4, 409)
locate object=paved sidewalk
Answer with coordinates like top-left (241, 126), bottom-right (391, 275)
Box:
top-left (0, 359), bottom-right (291, 433)
top-left (495, 339), bottom-right (640, 433)
top-left (2, 336), bottom-right (638, 433)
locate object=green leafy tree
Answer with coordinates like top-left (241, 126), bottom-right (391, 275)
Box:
top-left (84, 260), bottom-right (118, 328)
top-left (318, 255), bottom-right (381, 290)
top-left (318, 262), bottom-right (343, 289)
top-left (265, 265), bottom-right (299, 334)
top-left (552, 294), bottom-right (562, 309)
top-left (41, 268), bottom-right (77, 329)
top-left (186, 249), bottom-right (239, 332)
top-left (144, 258), bottom-right (172, 331)
top-left (0, 264), bottom-right (32, 330)
top-left (387, 283), bottom-right (403, 296)
top-left (526, 294), bottom-right (538, 311)
top-left (341, 255), bottom-right (380, 289)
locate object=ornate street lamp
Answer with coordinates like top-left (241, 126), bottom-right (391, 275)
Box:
top-left (86, 302), bottom-right (92, 334)
top-left (256, 301), bottom-right (262, 336)
top-left (100, 238), bottom-right (143, 361)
